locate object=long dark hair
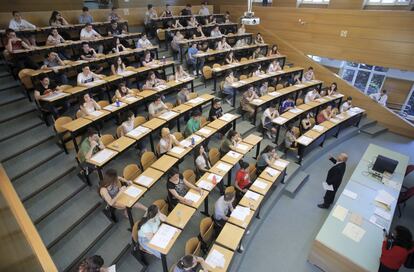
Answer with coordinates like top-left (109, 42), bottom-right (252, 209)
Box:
top-left (78, 255), bottom-right (104, 272)
top-left (261, 145), bottom-right (275, 156)
top-left (98, 169), bottom-right (118, 193)
top-left (138, 204), bottom-right (159, 230)
top-left (197, 146), bottom-right (211, 169)
top-left (176, 255), bottom-right (195, 269)
top-left (49, 11), bottom-right (62, 25)
top-left (227, 130), bottom-right (237, 140)
top-left (393, 225), bottom-right (413, 249)
top-left (113, 57), bottom-right (123, 71)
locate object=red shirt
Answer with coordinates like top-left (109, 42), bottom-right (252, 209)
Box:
top-left (236, 169), bottom-right (250, 189)
top-left (380, 240), bottom-right (412, 269)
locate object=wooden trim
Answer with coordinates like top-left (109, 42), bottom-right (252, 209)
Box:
top-left (0, 165), bottom-right (57, 272)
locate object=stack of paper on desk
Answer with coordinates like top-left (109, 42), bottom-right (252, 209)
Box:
top-left (342, 222), bottom-right (366, 242)
top-left (227, 151), bottom-right (242, 159)
top-left (197, 180), bottom-right (213, 191)
top-left (184, 191), bottom-right (201, 203)
top-left (231, 206), bottom-right (250, 221)
top-left (265, 167), bottom-right (280, 177)
top-left (220, 113), bottom-right (236, 122)
top-left (127, 126), bottom-right (149, 138)
top-left (274, 159), bottom-right (289, 168)
top-left (206, 249), bottom-right (225, 269)
top-left (159, 111), bottom-right (178, 120)
top-left (149, 224), bottom-right (178, 249)
top-left (188, 97), bottom-right (205, 104)
top-left (332, 205), bottom-right (348, 222)
top-left (254, 180), bottom-right (268, 189)
top-left (170, 146), bottom-right (185, 154)
top-left (91, 149), bottom-right (116, 164)
top-left (125, 186), bottom-right (142, 198)
top-left (312, 125), bottom-right (324, 132)
top-left (245, 190), bottom-right (260, 201)
top-left (296, 135), bottom-right (313, 145)
top-left (375, 190), bottom-right (395, 208)
top-left (198, 127), bottom-right (212, 135)
top-left (135, 175), bottom-right (153, 187)
top-left (235, 143), bottom-right (249, 151)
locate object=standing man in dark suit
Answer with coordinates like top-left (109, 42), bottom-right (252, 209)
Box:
top-left (317, 153), bottom-right (348, 209)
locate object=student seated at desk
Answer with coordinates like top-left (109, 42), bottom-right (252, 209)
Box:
top-left (136, 204), bottom-right (167, 259)
top-left (198, 41), bottom-right (210, 52)
top-left (108, 7), bottom-right (121, 22)
top-left (144, 4), bottom-right (158, 38)
top-left (370, 89), bottom-right (388, 106)
top-left (49, 11), bottom-right (69, 27)
top-left (184, 110), bottom-right (202, 137)
top-left (4, 29), bottom-right (38, 71)
top-left (222, 70), bottom-right (237, 105)
top-left (204, 15), bottom-right (217, 26)
top-left (268, 44), bottom-right (281, 56)
top-left (79, 93), bottom-right (101, 117)
top-left (317, 104), bottom-right (335, 124)
top-left (195, 145), bottom-right (212, 177)
top-left (41, 52), bottom-right (68, 84)
top-left (111, 57), bottom-right (126, 75)
top-left (161, 4), bottom-right (174, 18)
top-left (216, 36), bottom-right (231, 50)
top-left (174, 255), bottom-right (208, 272)
top-left (141, 50), bottom-right (155, 67)
top-left (120, 111), bottom-right (135, 136)
top-left (136, 33), bottom-right (153, 49)
top-left (107, 20), bottom-right (126, 36)
top-left (302, 66), bottom-right (315, 82)
top-left (254, 33), bottom-right (265, 45)
top-left (177, 87), bottom-right (191, 105)
top-left (46, 28), bottom-right (66, 47)
top-left (172, 19), bottom-right (183, 28)
top-left (234, 38), bottom-right (247, 48)
top-left (220, 130), bottom-right (242, 155)
top-left (34, 75), bottom-right (69, 118)
top-left (80, 23), bottom-right (102, 41)
top-left (340, 96), bottom-right (353, 112)
top-left (280, 96), bottom-right (295, 113)
top-left (80, 42), bottom-right (98, 61)
top-left (148, 95), bottom-right (168, 119)
top-left (210, 25), bottom-right (223, 37)
top-left (99, 168), bottom-right (147, 215)
top-left (252, 64), bottom-right (264, 76)
top-left (113, 83), bottom-right (134, 101)
top-left (171, 31), bottom-right (184, 58)
top-left (238, 24), bottom-right (246, 35)
top-left (235, 160), bottom-right (252, 193)
top-left (256, 145), bottom-right (279, 174)
top-left (214, 189), bottom-right (235, 227)
top-left (192, 25), bottom-right (206, 39)
top-left (258, 81), bottom-right (269, 96)
top-left (159, 127), bottom-right (182, 155)
top-left (77, 66), bottom-right (104, 86)
top-left (262, 105), bottom-right (279, 139)
top-left (225, 51), bottom-right (238, 64)
top-left (187, 43), bottom-right (204, 76)
top-left (167, 167), bottom-right (203, 208)
top-left (9, 11), bottom-right (36, 46)
top-left (252, 47), bottom-right (264, 59)
top-left (225, 11), bottom-right (231, 23)
top-left (79, 7), bottom-right (94, 24)
top-left (284, 126), bottom-right (298, 149)
top-left (188, 16), bottom-right (199, 28)
top-left (174, 65), bottom-right (191, 81)
top-left (325, 82), bottom-right (338, 96)
top-left (199, 1), bottom-right (210, 16)
top-left (304, 88), bottom-right (321, 104)
top-left (143, 71), bottom-right (166, 90)
top-left (181, 4), bottom-right (193, 16)
top-left (240, 85), bottom-right (259, 120)
top-left (301, 113), bottom-right (314, 133)
top-left (267, 59), bottom-right (282, 73)
top-left (78, 128), bottom-right (105, 163)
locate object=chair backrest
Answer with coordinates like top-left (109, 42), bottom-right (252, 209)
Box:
top-left (292, 126), bottom-right (300, 138)
top-left (18, 69), bottom-right (35, 90)
top-left (296, 98), bottom-right (304, 106)
top-left (141, 151), bottom-right (157, 170)
top-left (240, 75), bottom-right (247, 80)
top-left (76, 110), bottom-right (83, 119)
top-left (199, 217), bottom-right (214, 244)
top-left (100, 134), bottom-right (115, 146)
top-left (202, 65), bottom-right (212, 80)
top-left (172, 132), bottom-right (184, 141)
top-left (153, 199), bottom-right (169, 216)
top-left (268, 86), bottom-right (275, 92)
top-left (209, 148), bottom-right (220, 165)
top-left (54, 116), bottom-right (73, 133)
top-left (212, 63), bottom-right (221, 69)
top-left (134, 116), bottom-right (147, 127)
top-left (156, 143), bottom-right (161, 157)
top-left (157, 29), bottom-right (166, 41)
top-left (116, 125), bottom-right (124, 138)
top-left (276, 83), bottom-right (284, 90)
top-left (248, 163), bottom-right (257, 180)
top-left (183, 169), bottom-right (196, 185)
top-left (405, 165), bottom-right (414, 177)
top-left (310, 117), bottom-right (316, 126)
top-left (188, 92), bottom-right (198, 100)
top-left (200, 116), bottom-right (209, 127)
top-left (185, 237), bottom-right (201, 256)
top-left (219, 81), bottom-right (225, 92)
top-left (165, 102), bottom-right (174, 109)
top-left (400, 187), bottom-right (414, 203)
top-left (97, 100), bottom-right (109, 108)
top-left (123, 164), bottom-right (142, 181)
top-left (131, 221), bottom-right (139, 243)
top-left (240, 57), bottom-right (248, 62)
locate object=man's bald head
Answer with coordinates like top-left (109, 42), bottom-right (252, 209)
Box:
top-left (339, 153), bottom-right (348, 162)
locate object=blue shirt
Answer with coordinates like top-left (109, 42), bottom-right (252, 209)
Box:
top-left (79, 14), bottom-right (94, 24)
top-left (188, 47), bottom-right (198, 61)
top-left (280, 100), bottom-right (294, 113)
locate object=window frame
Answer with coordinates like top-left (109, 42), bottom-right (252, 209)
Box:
top-left (365, 0), bottom-right (410, 6)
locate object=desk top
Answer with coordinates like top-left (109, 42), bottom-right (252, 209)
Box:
top-left (207, 119), bottom-right (228, 130)
top-left (133, 167), bottom-right (164, 189)
top-left (205, 244), bottom-right (235, 272)
top-left (228, 205), bottom-right (254, 229)
top-left (148, 223), bottom-right (181, 255)
top-left (86, 148), bottom-right (119, 167)
top-left (183, 188), bottom-right (208, 209)
top-left (62, 118), bottom-right (91, 132)
top-left (232, 142), bottom-right (253, 155)
top-left (249, 178), bottom-right (273, 196)
top-left (215, 223), bottom-right (245, 251)
top-left (83, 110), bottom-right (111, 121)
top-left (209, 161), bottom-right (233, 177)
top-left (220, 151), bottom-right (243, 166)
top-left (172, 104), bottom-right (192, 114)
top-left (106, 136), bottom-right (136, 153)
top-left (114, 184), bottom-right (147, 208)
top-left (258, 167), bottom-right (282, 183)
top-left (151, 155), bottom-right (179, 172)
top-left (239, 190), bottom-right (264, 211)
top-left (242, 134), bottom-right (263, 147)
top-left (166, 203), bottom-right (196, 230)
top-left (142, 118), bottom-right (166, 130)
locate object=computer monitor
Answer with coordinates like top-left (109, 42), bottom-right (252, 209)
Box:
top-left (372, 155), bottom-right (398, 174)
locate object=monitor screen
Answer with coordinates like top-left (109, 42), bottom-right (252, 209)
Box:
top-left (372, 155), bottom-right (398, 174)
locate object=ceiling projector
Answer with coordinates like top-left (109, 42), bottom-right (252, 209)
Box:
top-left (241, 0), bottom-right (260, 25)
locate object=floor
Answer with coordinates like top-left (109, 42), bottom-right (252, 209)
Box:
top-left (233, 131), bottom-right (414, 272)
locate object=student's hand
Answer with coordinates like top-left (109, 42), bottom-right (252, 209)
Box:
top-left (90, 140), bottom-right (98, 148)
top-left (198, 188), bottom-right (203, 195)
top-left (184, 199), bottom-right (193, 205)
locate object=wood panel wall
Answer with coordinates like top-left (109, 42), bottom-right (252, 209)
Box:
top-left (382, 78), bottom-right (413, 105)
top-left (220, 5), bottom-right (414, 137)
top-left (0, 0), bottom-right (83, 12)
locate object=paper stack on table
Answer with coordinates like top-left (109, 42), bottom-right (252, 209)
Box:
top-left (91, 149), bottom-right (116, 164)
top-left (220, 113), bottom-right (236, 122)
top-left (330, 118), bottom-right (341, 124)
top-left (198, 127), bottom-right (212, 135)
top-left (374, 207), bottom-right (392, 221)
top-left (135, 175), bottom-right (153, 187)
top-left (342, 189), bottom-right (358, 199)
top-left (296, 135), bottom-right (313, 145)
top-left (245, 190), bottom-right (260, 201)
top-left (184, 191), bottom-right (201, 203)
top-left (159, 111), bottom-right (178, 120)
top-left (231, 206), bottom-right (250, 221)
top-left (197, 180), bottom-right (213, 191)
top-left (192, 134), bottom-right (203, 142)
top-left (273, 116), bottom-right (287, 124)
top-left (188, 97), bottom-right (205, 104)
top-left (332, 205), bottom-right (348, 221)
top-left (206, 249), bottom-right (225, 269)
top-left (312, 125), bottom-right (324, 132)
top-left (217, 162), bottom-right (232, 172)
top-left (124, 96), bottom-right (139, 103)
top-left (207, 173), bottom-right (223, 182)
top-left (235, 143), bottom-right (249, 151)
top-left (268, 92), bottom-right (281, 97)
top-left (370, 215), bottom-right (389, 229)
top-left (88, 111), bottom-right (103, 117)
top-left (375, 190), bottom-right (395, 209)
top-left (228, 151), bottom-right (241, 159)
top-left (254, 180), bottom-right (268, 189)
top-left (125, 186), bottom-right (142, 198)
top-left (252, 99), bottom-right (264, 104)
top-left (289, 108), bottom-right (303, 114)
top-left (170, 146), bottom-right (185, 154)
top-left (274, 159), bottom-right (289, 169)
top-left (149, 224), bottom-right (178, 249)
top-left (342, 222), bottom-right (366, 242)
top-left (265, 167), bottom-right (280, 177)
top-left (127, 126), bottom-right (150, 138)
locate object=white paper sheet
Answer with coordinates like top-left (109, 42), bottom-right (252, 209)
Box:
top-left (159, 111), bottom-right (178, 120)
top-left (180, 139), bottom-right (191, 148)
top-left (206, 249), bottom-right (225, 269)
top-left (217, 162), bottom-right (232, 172)
top-left (149, 224), bottom-right (178, 249)
top-left (330, 118), bottom-right (341, 124)
top-left (107, 264), bottom-right (116, 272)
top-left (188, 97), bottom-right (205, 104)
top-left (312, 125), bottom-right (324, 132)
top-left (127, 126), bottom-right (149, 138)
top-left (191, 135), bottom-right (202, 142)
top-left (170, 146), bottom-right (185, 154)
top-left (343, 189), bottom-right (358, 199)
top-left (119, 70), bottom-right (135, 76)
top-left (235, 143), bottom-right (249, 151)
top-left (265, 167), bottom-right (280, 177)
top-left (374, 207), bottom-right (392, 221)
top-left (268, 92), bottom-right (281, 97)
top-left (125, 186), bottom-right (142, 198)
top-left (220, 113), bottom-right (236, 122)
top-left (252, 99), bottom-right (264, 104)
top-left (231, 206), bottom-right (250, 221)
top-left (41, 92), bottom-right (67, 101)
top-left (289, 108), bottom-right (303, 114)
top-left (274, 159), bottom-right (289, 168)
top-left (197, 180), bottom-right (213, 191)
top-left (104, 105), bottom-right (119, 112)
top-left (227, 151), bottom-right (241, 159)
top-left (155, 85), bottom-right (167, 91)
top-left (184, 191), bottom-right (201, 203)
top-left (198, 127), bottom-right (212, 135)
top-left (124, 96), bottom-right (139, 103)
top-left (296, 135), bottom-right (313, 145)
top-left (375, 190), bottom-right (395, 207)
top-left (135, 175), bottom-right (153, 187)
top-left (332, 205), bottom-right (348, 222)
top-left (207, 173), bottom-right (223, 182)
top-left (91, 149), bottom-right (116, 164)
top-left (245, 190), bottom-right (260, 201)
top-left (88, 111), bottom-right (103, 117)
top-left (322, 181), bottom-right (334, 191)
top-left (254, 180), bottom-right (268, 189)
top-left (342, 222), bottom-right (366, 243)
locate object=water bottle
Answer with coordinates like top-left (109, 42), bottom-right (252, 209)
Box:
top-left (162, 55), bottom-right (166, 65)
top-left (115, 99), bottom-right (120, 107)
top-left (212, 175), bottom-right (217, 185)
top-left (191, 137), bottom-right (195, 146)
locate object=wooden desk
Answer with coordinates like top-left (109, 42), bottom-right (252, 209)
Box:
top-left (195, 126), bottom-right (217, 138)
top-left (233, 142), bottom-right (253, 155)
top-left (183, 188), bottom-right (208, 210)
top-left (83, 110), bottom-right (111, 121)
top-left (114, 184), bottom-right (147, 208)
top-left (207, 119), bottom-right (228, 130)
top-left (228, 205), bottom-right (254, 229)
top-left (249, 178), bottom-right (273, 196)
top-left (166, 203), bottom-right (196, 230)
top-left (209, 161), bottom-right (233, 177)
top-left (151, 155), bottom-right (179, 172)
top-left (172, 104), bottom-right (192, 114)
top-left (103, 101), bottom-right (129, 113)
top-left (239, 190), bottom-right (264, 211)
top-left (133, 167), bottom-right (165, 188)
top-left (125, 126), bottom-right (151, 141)
top-left (107, 136), bottom-right (136, 153)
top-left (205, 244), bottom-right (235, 272)
top-left (220, 151), bottom-right (243, 166)
top-left (86, 148), bottom-right (119, 168)
top-left (242, 134), bottom-right (262, 158)
top-left (157, 110), bottom-right (180, 122)
top-left (142, 118), bottom-right (167, 130)
top-left (197, 172), bottom-right (224, 190)
top-left (62, 118), bottom-right (91, 132)
top-left (270, 159), bottom-right (290, 172)
top-left (120, 95), bottom-right (142, 105)
top-left (136, 90), bottom-right (157, 98)
top-left (258, 167), bottom-right (282, 184)
top-left (216, 223), bottom-right (245, 251)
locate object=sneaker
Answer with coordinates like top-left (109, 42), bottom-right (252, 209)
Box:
top-left (239, 244), bottom-right (244, 252)
top-left (225, 98), bottom-right (232, 105)
top-left (246, 230), bottom-right (250, 235)
top-left (193, 71), bottom-right (197, 76)
top-left (266, 131), bottom-right (273, 139)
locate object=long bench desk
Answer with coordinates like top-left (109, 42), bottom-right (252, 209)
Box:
top-left (150, 14), bottom-right (225, 27)
top-left (308, 144), bottom-right (409, 272)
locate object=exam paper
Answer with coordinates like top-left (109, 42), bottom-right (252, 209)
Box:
top-left (274, 159), bottom-right (289, 169)
top-left (206, 249), bottom-right (225, 269)
top-left (252, 99), bottom-right (264, 104)
top-left (272, 116), bottom-right (287, 124)
top-left (220, 113), bottom-right (236, 122)
top-left (374, 207), bottom-right (392, 221)
top-left (296, 136), bottom-right (313, 145)
top-left (149, 224), bottom-right (177, 249)
top-left (88, 111), bottom-right (103, 117)
top-left (254, 180), bottom-right (268, 189)
top-left (235, 143), bottom-right (249, 151)
top-left (170, 146), bottom-right (185, 154)
top-left (342, 189), bottom-right (357, 199)
top-left (188, 97), bottom-right (205, 104)
top-left (289, 108), bottom-right (303, 114)
top-left (125, 96), bottom-right (139, 103)
top-left (265, 167), bottom-right (280, 177)
top-left (180, 139), bottom-right (191, 148)
top-left (330, 118), bottom-right (341, 124)
top-left (197, 180), bottom-right (213, 191)
top-left (369, 215), bottom-right (388, 229)
top-left (231, 206), bottom-right (250, 221)
top-left (312, 125), bottom-right (324, 132)
top-left (322, 181), bottom-right (334, 191)
top-left (342, 222), bottom-right (366, 243)
top-left (135, 175), bottom-right (153, 187)
top-left (207, 173), bottom-right (223, 182)
top-left (268, 92), bottom-right (281, 97)
top-left (159, 111), bottom-right (177, 120)
top-left (227, 151), bottom-right (241, 159)
top-left (107, 265), bottom-right (116, 272)
top-left (91, 149), bottom-right (115, 164)
top-left (375, 190), bottom-right (395, 207)
top-left (198, 127), bottom-right (212, 135)
top-left (332, 205), bottom-right (348, 222)
top-left (184, 191), bottom-right (201, 203)
top-left (245, 190), bottom-right (260, 201)
top-left (217, 162), bottom-right (232, 172)
top-left (125, 186), bottom-right (142, 198)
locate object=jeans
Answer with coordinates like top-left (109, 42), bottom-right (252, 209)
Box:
top-left (187, 58), bottom-right (204, 73)
top-left (223, 86), bottom-right (234, 101)
top-left (138, 236), bottom-right (161, 258)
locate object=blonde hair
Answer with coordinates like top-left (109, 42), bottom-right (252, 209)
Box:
top-left (161, 127), bottom-right (170, 138)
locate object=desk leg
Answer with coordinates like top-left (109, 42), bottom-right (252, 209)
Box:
top-left (191, 81), bottom-right (194, 92)
top-left (218, 181), bottom-right (224, 195)
top-left (232, 88), bottom-right (236, 108)
top-left (356, 113), bottom-right (363, 127)
top-left (126, 207), bottom-right (134, 230)
top-left (227, 170), bottom-right (232, 187)
top-left (280, 169), bottom-right (286, 184)
top-left (256, 203), bottom-right (262, 219)
top-left (155, 50), bottom-right (159, 59)
top-left (172, 64), bottom-right (176, 76)
top-left (72, 132), bottom-right (79, 152)
top-left (202, 196), bottom-right (209, 216)
top-left (252, 108), bottom-right (257, 126)
top-left (237, 236), bottom-right (244, 253)
top-left (213, 75), bottom-right (217, 92)
top-left (275, 127), bottom-right (280, 145)
top-left (196, 59), bottom-right (200, 76)
top-left (180, 47), bottom-right (183, 63)
top-left (297, 146), bottom-right (303, 165)
top-left (149, 133), bottom-right (155, 153)
top-left (161, 254), bottom-right (168, 272)
top-left (254, 141), bottom-right (261, 160)
top-left (177, 117), bottom-right (181, 132)
top-left (97, 167), bottom-right (104, 180)
top-left (232, 120), bottom-right (236, 130)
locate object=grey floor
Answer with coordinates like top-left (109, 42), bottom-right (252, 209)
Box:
top-left (233, 131), bottom-right (414, 272)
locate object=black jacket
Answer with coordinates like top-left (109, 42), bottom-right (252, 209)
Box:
top-left (326, 157), bottom-right (346, 191)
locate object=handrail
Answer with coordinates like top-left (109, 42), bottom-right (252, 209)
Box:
top-left (0, 164), bottom-right (57, 272)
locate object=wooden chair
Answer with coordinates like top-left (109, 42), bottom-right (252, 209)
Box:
top-left (156, 29), bottom-right (166, 42)
top-left (185, 237), bottom-right (201, 256)
top-left (153, 199), bottom-right (169, 216)
top-left (310, 117), bottom-right (316, 126)
top-left (141, 151), bottom-right (157, 170)
top-left (202, 65), bottom-right (212, 87)
top-left (76, 110), bottom-right (83, 119)
top-left (296, 98), bottom-right (304, 106)
top-left (209, 147), bottom-right (221, 165)
top-left (165, 102), bottom-right (174, 109)
top-left (116, 125), bottom-right (124, 138)
top-left (240, 57), bottom-right (248, 62)
top-left (199, 217), bottom-right (215, 253)
top-left (268, 86), bottom-right (275, 92)
top-left (248, 163), bottom-right (257, 180)
top-left (200, 116), bottom-right (209, 127)
top-left (18, 68), bottom-right (34, 101)
top-left (54, 116), bottom-right (79, 154)
top-left (100, 134), bottom-right (115, 146)
top-left (276, 83), bottom-right (284, 90)
top-left (123, 164), bottom-right (142, 181)
top-left (134, 116), bottom-right (147, 127)
top-left (188, 92), bottom-right (198, 100)
top-left (172, 131), bottom-right (184, 141)
top-left (183, 169), bottom-right (196, 185)
top-left (285, 126), bottom-right (301, 155)
top-left (131, 221), bottom-right (150, 267)
top-left (212, 63), bottom-right (221, 69)
top-left (240, 75), bottom-right (247, 80)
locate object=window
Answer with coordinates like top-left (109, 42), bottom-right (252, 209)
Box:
top-left (340, 62), bottom-right (387, 95)
top-left (366, 0), bottom-right (409, 5)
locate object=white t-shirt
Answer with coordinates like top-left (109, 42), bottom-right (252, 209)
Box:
top-left (137, 38), bottom-right (152, 48)
top-left (199, 7), bottom-right (210, 16)
top-left (80, 28), bottom-right (99, 39)
top-left (9, 19), bottom-right (35, 30)
top-left (340, 101), bottom-right (352, 112)
top-left (77, 72), bottom-right (95, 85)
top-left (196, 155), bottom-right (208, 170)
top-left (370, 93), bottom-right (388, 106)
top-left (210, 29), bottom-right (222, 38)
top-left (138, 215), bottom-right (161, 239)
top-left (267, 63), bottom-right (280, 73)
top-left (304, 91), bottom-right (320, 104)
top-left (122, 120), bottom-right (134, 134)
top-left (262, 108), bottom-right (278, 126)
top-left (148, 101), bottom-right (167, 117)
top-left (214, 196), bottom-right (232, 220)
top-left (159, 135), bottom-right (176, 154)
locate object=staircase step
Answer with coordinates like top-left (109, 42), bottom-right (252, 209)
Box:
top-left (14, 153), bottom-right (77, 201)
top-left (0, 86), bottom-right (26, 106)
top-left (0, 75), bottom-right (20, 91)
top-left (36, 187), bottom-right (102, 248)
top-left (116, 251), bottom-right (146, 272)
top-left (238, 120), bottom-right (256, 137)
top-left (0, 99), bottom-right (37, 123)
top-left (2, 139), bottom-right (63, 181)
top-left (49, 208), bottom-right (113, 272)
top-left (359, 117), bottom-right (377, 129)
top-left (284, 171), bottom-right (309, 198)
top-left (0, 111), bottom-right (43, 142)
top-left (25, 170), bottom-right (86, 224)
top-left (361, 124), bottom-right (388, 137)
top-left (0, 124), bottom-right (54, 162)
